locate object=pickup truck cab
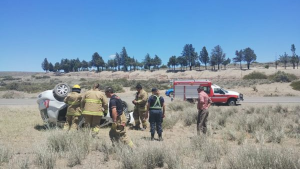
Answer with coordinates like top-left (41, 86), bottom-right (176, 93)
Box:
top-left (169, 80), bottom-right (243, 106)
top-left (210, 84), bottom-right (243, 106)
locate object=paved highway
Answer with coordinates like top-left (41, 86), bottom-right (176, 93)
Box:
top-left (1, 97), bottom-right (300, 106)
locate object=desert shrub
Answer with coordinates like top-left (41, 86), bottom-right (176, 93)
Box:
top-left (227, 145), bottom-right (300, 169)
top-left (93, 138), bottom-right (111, 162)
top-left (47, 130), bottom-right (70, 152)
top-left (290, 80), bottom-right (300, 91)
top-left (162, 112), bottom-right (180, 129)
top-left (35, 146), bottom-right (57, 169)
top-left (2, 91), bottom-right (25, 99)
top-left (79, 79), bottom-right (125, 92)
top-left (142, 146), bottom-right (165, 169)
top-left (33, 75), bottom-right (51, 79)
top-left (264, 65), bottom-right (269, 69)
top-left (213, 79), bottom-right (272, 89)
top-left (168, 99), bottom-right (193, 111)
top-left (115, 144), bottom-right (142, 169)
top-left (0, 145), bottom-right (12, 165)
top-left (79, 78), bottom-right (87, 81)
top-left (1, 76), bottom-right (21, 81)
top-left (115, 142), bottom-right (183, 169)
top-left (16, 158), bottom-right (29, 169)
top-left (182, 107), bottom-right (198, 126)
top-left (224, 129), bottom-right (236, 141)
top-left (190, 136), bottom-right (222, 162)
top-left (3, 81), bottom-right (56, 93)
top-left (128, 79), bottom-right (170, 92)
top-left (243, 71), bottom-right (268, 79)
top-left (268, 71), bottom-right (298, 82)
top-left (79, 78), bottom-right (169, 92)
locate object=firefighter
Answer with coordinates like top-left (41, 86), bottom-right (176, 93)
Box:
top-left (81, 83), bottom-right (108, 135)
top-left (146, 88), bottom-right (165, 141)
top-left (63, 84), bottom-right (82, 130)
top-left (105, 87), bottom-right (134, 148)
top-left (132, 84), bottom-right (148, 130)
top-left (197, 85), bottom-right (212, 135)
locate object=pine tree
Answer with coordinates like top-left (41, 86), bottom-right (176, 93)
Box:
top-left (199, 46), bottom-right (209, 70)
top-left (41, 58), bottom-right (49, 72)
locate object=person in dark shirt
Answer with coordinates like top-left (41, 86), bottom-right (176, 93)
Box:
top-left (146, 88), bottom-right (165, 141)
top-left (105, 87), bottom-right (134, 148)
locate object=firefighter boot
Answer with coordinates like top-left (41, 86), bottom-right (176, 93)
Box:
top-left (158, 134), bottom-right (163, 141)
top-left (151, 133), bottom-right (154, 141)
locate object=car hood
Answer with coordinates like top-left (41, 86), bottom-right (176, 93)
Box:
top-left (226, 90), bottom-right (239, 96)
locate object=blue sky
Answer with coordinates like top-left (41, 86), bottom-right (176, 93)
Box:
top-left (0, 0), bottom-right (299, 72)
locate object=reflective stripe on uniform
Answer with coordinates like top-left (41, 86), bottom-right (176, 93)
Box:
top-left (67, 111), bottom-right (81, 116)
top-left (150, 95), bottom-right (162, 109)
top-left (82, 110), bottom-right (104, 116)
top-left (85, 99), bottom-right (102, 104)
top-left (67, 101), bottom-right (80, 106)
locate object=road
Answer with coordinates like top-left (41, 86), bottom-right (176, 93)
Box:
top-left (1, 97), bottom-right (300, 106)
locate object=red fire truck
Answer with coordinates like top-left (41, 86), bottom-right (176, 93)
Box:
top-left (170, 80), bottom-right (243, 106)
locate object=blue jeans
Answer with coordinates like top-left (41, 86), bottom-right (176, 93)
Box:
top-left (149, 110), bottom-right (163, 135)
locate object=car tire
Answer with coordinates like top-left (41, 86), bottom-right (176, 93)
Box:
top-left (169, 91), bottom-right (174, 97)
top-left (53, 83), bottom-right (71, 100)
top-left (227, 98), bottom-right (236, 106)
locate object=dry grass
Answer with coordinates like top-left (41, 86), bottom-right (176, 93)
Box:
top-left (1, 103), bottom-right (300, 168)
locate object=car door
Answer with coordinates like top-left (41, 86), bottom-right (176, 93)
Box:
top-left (212, 88), bottom-right (228, 103)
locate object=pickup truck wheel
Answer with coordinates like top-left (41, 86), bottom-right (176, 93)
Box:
top-left (227, 99), bottom-right (236, 106)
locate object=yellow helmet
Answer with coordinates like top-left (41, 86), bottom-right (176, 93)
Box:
top-left (73, 84), bottom-right (81, 89)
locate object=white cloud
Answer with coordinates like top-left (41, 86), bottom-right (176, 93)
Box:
top-left (109, 54), bottom-right (116, 59)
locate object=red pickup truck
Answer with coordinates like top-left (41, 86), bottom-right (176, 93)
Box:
top-left (170, 80), bottom-right (243, 106)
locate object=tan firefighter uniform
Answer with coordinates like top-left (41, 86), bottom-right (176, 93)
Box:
top-left (133, 89), bottom-right (148, 129)
top-left (63, 87), bottom-right (82, 130)
top-left (81, 89), bottom-right (108, 134)
top-left (110, 113), bottom-right (134, 147)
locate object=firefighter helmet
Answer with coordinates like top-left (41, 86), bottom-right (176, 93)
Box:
top-left (73, 84), bottom-right (81, 89)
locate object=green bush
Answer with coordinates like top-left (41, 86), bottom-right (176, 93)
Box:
top-left (243, 71), bottom-right (268, 79)
top-left (264, 65), bottom-right (269, 69)
top-left (290, 81), bottom-right (300, 91)
top-left (268, 71), bottom-right (298, 82)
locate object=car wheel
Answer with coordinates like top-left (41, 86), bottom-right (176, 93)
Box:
top-left (53, 83), bottom-right (71, 99)
top-left (227, 98), bottom-right (236, 106)
top-left (169, 91), bottom-right (174, 97)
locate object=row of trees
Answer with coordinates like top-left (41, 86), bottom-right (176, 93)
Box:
top-left (278, 44), bottom-right (299, 69)
top-left (167, 45), bottom-right (254, 71)
top-left (41, 47), bottom-right (164, 72)
top-left (41, 44), bottom-right (261, 72)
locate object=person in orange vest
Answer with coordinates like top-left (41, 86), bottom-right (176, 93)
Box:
top-left (132, 84), bottom-right (148, 130)
top-left (63, 84), bottom-right (82, 130)
top-left (105, 87), bottom-right (134, 148)
top-left (81, 83), bottom-right (108, 135)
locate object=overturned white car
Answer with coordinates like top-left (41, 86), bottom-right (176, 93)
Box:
top-left (37, 83), bottom-right (133, 128)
